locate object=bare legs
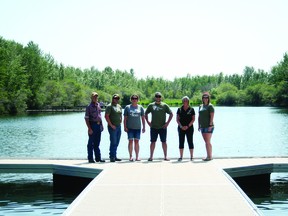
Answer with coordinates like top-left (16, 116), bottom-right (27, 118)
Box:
top-left (149, 142), bottom-right (168, 160)
top-left (162, 142), bottom-right (168, 160)
top-left (128, 139), bottom-right (140, 161)
top-left (134, 140), bottom-right (139, 160)
top-left (149, 142), bottom-right (155, 160)
top-left (201, 133), bottom-right (212, 159)
top-left (128, 140), bottom-right (133, 160)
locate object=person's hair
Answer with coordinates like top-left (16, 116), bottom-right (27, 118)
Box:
top-left (202, 92), bottom-right (210, 104)
top-left (182, 96), bottom-right (190, 102)
top-left (130, 94), bottom-right (139, 101)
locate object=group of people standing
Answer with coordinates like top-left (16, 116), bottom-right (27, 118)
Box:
top-left (84, 91), bottom-right (215, 163)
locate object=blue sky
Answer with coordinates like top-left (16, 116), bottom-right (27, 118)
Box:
top-left (1, 0), bottom-right (288, 80)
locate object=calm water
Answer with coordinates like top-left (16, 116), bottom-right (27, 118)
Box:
top-left (0, 107), bottom-right (287, 159)
top-left (0, 173), bottom-right (77, 215)
top-left (0, 107), bottom-right (288, 215)
top-left (251, 172), bottom-right (288, 216)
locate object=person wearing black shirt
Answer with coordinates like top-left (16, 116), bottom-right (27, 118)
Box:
top-left (176, 96), bottom-right (195, 161)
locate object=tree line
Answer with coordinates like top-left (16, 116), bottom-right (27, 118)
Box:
top-left (0, 36), bottom-right (287, 115)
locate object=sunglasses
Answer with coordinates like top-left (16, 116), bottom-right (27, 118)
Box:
top-left (155, 95), bottom-right (161, 98)
top-left (131, 97), bottom-right (138, 100)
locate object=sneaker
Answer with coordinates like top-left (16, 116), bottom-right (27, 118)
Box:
top-left (202, 157), bottom-right (212, 161)
top-left (178, 158), bottom-right (182, 162)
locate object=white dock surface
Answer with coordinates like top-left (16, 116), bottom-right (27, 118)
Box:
top-left (1, 157), bottom-right (288, 216)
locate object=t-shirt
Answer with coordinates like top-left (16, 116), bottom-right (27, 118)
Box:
top-left (123, 104), bottom-right (144, 129)
top-left (199, 104), bottom-right (214, 128)
top-left (105, 103), bottom-right (122, 126)
top-left (145, 102), bottom-right (172, 129)
top-left (176, 106), bottom-right (195, 127)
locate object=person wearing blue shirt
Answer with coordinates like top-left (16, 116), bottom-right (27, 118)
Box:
top-left (84, 92), bottom-right (105, 163)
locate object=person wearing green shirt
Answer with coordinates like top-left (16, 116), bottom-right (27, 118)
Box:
top-left (105, 94), bottom-right (122, 162)
top-left (145, 92), bottom-right (173, 161)
top-left (198, 92), bottom-right (215, 161)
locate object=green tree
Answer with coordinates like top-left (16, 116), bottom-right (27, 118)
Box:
top-left (215, 83), bottom-right (239, 106)
top-left (270, 53), bottom-right (288, 106)
top-left (0, 38), bottom-right (29, 114)
top-left (244, 83), bottom-right (276, 106)
top-left (1, 36), bottom-right (288, 115)
top-left (22, 41), bottom-right (49, 109)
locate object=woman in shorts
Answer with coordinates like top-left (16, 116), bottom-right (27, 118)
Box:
top-left (123, 94), bottom-right (146, 161)
top-left (198, 92), bottom-right (215, 161)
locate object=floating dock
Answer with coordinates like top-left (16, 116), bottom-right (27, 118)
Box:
top-left (1, 157), bottom-right (288, 216)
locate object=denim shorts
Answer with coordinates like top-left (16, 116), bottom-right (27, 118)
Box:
top-left (150, 128), bottom-right (167, 142)
top-left (201, 127), bottom-right (214, 134)
top-left (127, 129), bottom-right (141, 140)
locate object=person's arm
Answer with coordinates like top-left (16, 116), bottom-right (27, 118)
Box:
top-left (123, 115), bottom-right (128, 132)
top-left (182, 114), bottom-right (195, 131)
top-left (209, 112), bottom-right (214, 127)
top-left (85, 118), bottom-right (93, 135)
top-left (105, 113), bottom-right (116, 130)
top-left (198, 115), bottom-right (201, 131)
top-left (188, 115), bottom-right (195, 127)
top-left (119, 104), bottom-right (122, 124)
top-left (144, 106), bottom-right (151, 127)
top-left (176, 114), bottom-right (182, 129)
top-left (164, 112), bottom-right (173, 128)
top-left (208, 111), bottom-right (214, 132)
top-left (145, 113), bottom-right (151, 127)
top-left (98, 104), bottom-right (104, 131)
top-left (141, 115), bottom-right (146, 133)
top-left (84, 106), bottom-right (93, 135)
top-left (198, 106), bottom-right (201, 131)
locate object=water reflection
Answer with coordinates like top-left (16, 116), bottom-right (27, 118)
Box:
top-left (249, 173), bottom-right (288, 216)
top-left (0, 107), bottom-right (288, 215)
top-left (273, 107), bottom-right (288, 115)
top-left (1, 107), bottom-right (288, 159)
top-left (0, 174), bottom-right (78, 215)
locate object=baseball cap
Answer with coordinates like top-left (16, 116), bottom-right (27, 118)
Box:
top-left (91, 92), bottom-right (98, 97)
top-left (112, 94), bottom-right (120, 99)
top-left (155, 92), bottom-right (162, 97)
